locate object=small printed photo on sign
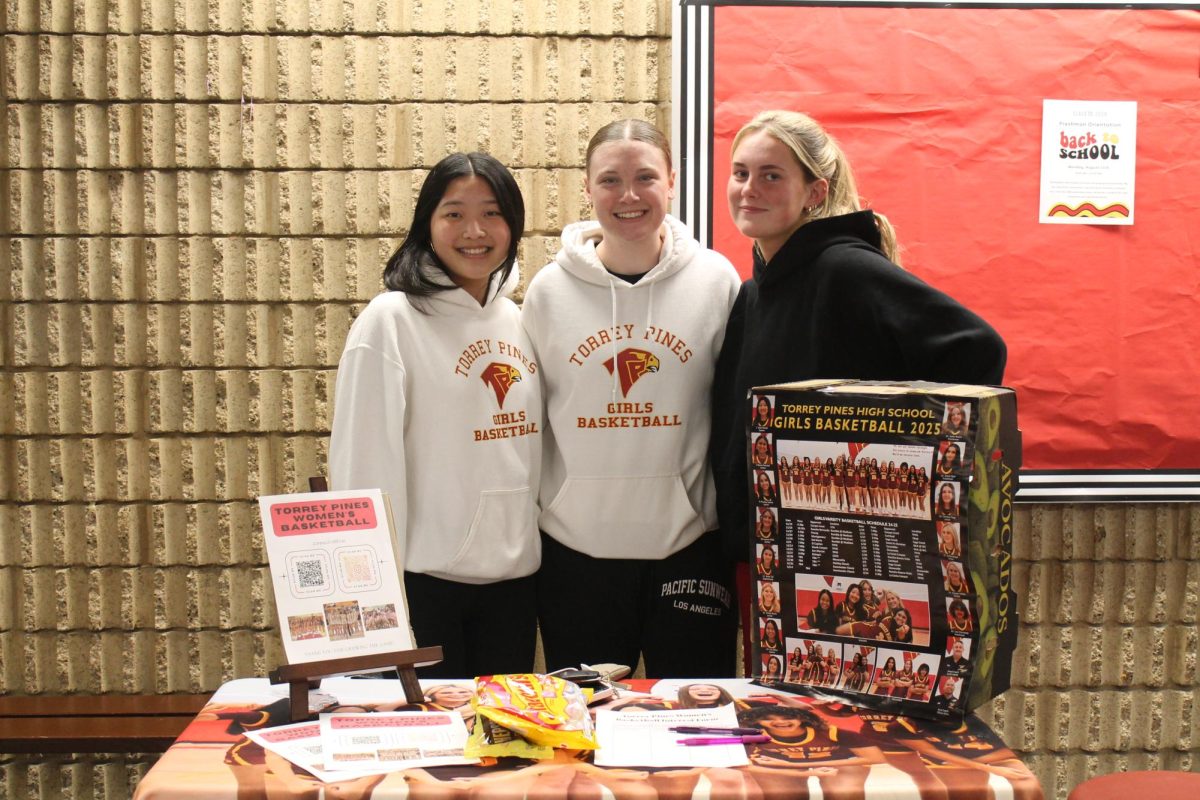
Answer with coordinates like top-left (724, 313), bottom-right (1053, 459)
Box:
top-left (934, 481), bottom-right (960, 518)
top-left (755, 507), bottom-right (779, 541)
top-left (795, 574), bottom-right (931, 647)
top-left (751, 394), bottom-right (776, 430)
top-left (755, 542), bottom-right (778, 578)
top-left (838, 645), bottom-right (877, 693)
top-left (751, 433), bottom-right (775, 468)
top-left (947, 597), bottom-right (974, 635)
top-left (362, 603), bottom-right (399, 631)
top-left (287, 612), bottom-right (327, 642)
top-left (937, 520), bottom-right (962, 558)
top-left (757, 581), bottom-right (782, 615)
top-left (782, 637), bottom-right (842, 687)
top-left (935, 675), bottom-right (964, 713)
top-left (940, 402), bottom-right (970, 437)
top-left (753, 469), bottom-right (777, 505)
top-left (944, 636), bottom-right (972, 673)
top-left (761, 652), bottom-right (786, 681)
top-left (935, 441), bottom-right (964, 477)
top-left (942, 560), bottom-right (971, 594)
top-left (324, 600), bottom-right (367, 641)
top-left (759, 617), bottom-right (783, 651)
top-left (872, 650), bottom-right (939, 702)
top-left (776, 440), bottom-right (933, 519)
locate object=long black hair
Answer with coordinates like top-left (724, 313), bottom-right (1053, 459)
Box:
top-left (383, 152), bottom-right (525, 301)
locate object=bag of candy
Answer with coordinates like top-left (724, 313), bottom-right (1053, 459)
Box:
top-left (465, 674), bottom-right (598, 758)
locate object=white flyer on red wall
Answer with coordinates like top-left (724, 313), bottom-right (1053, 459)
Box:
top-left (1039, 99), bottom-right (1137, 225)
top-left (259, 489), bottom-right (414, 664)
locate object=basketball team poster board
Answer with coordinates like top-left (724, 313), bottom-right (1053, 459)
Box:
top-left (674, 2), bottom-right (1200, 499)
top-left (747, 380), bottom-right (1021, 721)
top-left (258, 489), bottom-right (414, 664)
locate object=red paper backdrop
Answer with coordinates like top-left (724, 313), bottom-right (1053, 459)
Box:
top-left (710, 6), bottom-right (1200, 471)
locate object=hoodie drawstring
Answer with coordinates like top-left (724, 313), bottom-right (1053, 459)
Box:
top-left (609, 280), bottom-right (619, 402)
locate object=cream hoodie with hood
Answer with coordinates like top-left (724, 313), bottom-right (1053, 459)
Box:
top-left (330, 265), bottom-right (542, 583)
top-left (521, 215), bottom-right (740, 559)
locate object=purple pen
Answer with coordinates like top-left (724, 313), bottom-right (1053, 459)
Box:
top-left (677, 735), bottom-right (770, 746)
top-left (669, 726), bottom-right (763, 735)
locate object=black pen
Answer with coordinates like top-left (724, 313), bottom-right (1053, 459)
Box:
top-left (668, 726), bottom-right (762, 736)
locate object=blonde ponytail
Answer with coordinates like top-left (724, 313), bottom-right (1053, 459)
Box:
top-left (732, 111), bottom-right (900, 263)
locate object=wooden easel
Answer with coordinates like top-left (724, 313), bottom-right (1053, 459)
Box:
top-left (269, 646), bottom-right (444, 722)
top-left (267, 477), bottom-right (444, 722)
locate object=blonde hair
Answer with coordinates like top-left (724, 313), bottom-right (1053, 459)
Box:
top-left (586, 118), bottom-right (673, 174)
top-left (732, 110), bottom-right (899, 262)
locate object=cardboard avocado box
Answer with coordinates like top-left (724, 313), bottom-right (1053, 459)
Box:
top-left (747, 379), bottom-right (1021, 721)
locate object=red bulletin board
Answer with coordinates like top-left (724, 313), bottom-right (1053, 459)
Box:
top-left (694, 4), bottom-right (1200, 486)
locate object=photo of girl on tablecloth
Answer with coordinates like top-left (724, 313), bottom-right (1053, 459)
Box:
top-left (777, 439), bottom-right (934, 519)
top-left (795, 574), bottom-right (931, 646)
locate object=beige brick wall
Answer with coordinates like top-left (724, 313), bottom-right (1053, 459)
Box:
top-left (1, 1), bottom-right (1196, 797)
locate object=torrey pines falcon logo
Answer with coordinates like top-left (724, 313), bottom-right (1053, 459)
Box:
top-left (480, 362), bottom-right (522, 408)
top-left (603, 348), bottom-right (660, 397)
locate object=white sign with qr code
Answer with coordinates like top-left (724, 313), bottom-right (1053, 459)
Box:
top-left (259, 488), bottom-right (414, 664)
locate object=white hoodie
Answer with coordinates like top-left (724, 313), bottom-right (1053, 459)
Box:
top-left (521, 215), bottom-right (740, 559)
top-left (330, 266), bottom-right (542, 583)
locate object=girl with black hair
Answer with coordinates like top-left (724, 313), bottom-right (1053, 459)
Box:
top-left (330, 152), bottom-right (542, 677)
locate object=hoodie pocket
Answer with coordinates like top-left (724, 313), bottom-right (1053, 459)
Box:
top-left (446, 487), bottom-right (538, 580)
top-left (544, 474), bottom-right (701, 558)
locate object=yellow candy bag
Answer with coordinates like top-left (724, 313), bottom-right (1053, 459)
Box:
top-left (465, 674), bottom-right (598, 758)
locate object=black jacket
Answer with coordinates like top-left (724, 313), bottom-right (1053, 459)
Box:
top-left (711, 211), bottom-right (1006, 560)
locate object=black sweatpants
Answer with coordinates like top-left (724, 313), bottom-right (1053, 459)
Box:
top-left (536, 530), bottom-right (737, 678)
top-left (404, 571), bottom-right (537, 679)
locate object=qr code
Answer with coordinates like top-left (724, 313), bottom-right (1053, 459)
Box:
top-left (295, 559), bottom-right (325, 588)
top-left (350, 735), bottom-right (381, 745)
top-left (342, 553), bottom-right (374, 584)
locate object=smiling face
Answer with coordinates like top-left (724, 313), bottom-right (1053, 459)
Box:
top-left (846, 585), bottom-right (861, 605)
top-left (426, 685), bottom-right (473, 708)
top-left (429, 175), bottom-right (512, 303)
top-left (940, 484), bottom-right (956, 505)
top-left (727, 129), bottom-right (828, 262)
top-left (761, 583), bottom-right (777, 604)
top-left (586, 139), bottom-right (675, 249)
top-left (757, 397), bottom-right (771, 419)
top-left (759, 714), bottom-right (805, 737)
top-left (685, 684), bottom-right (723, 703)
top-left (758, 472), bottom-right (772, 494)
top-left (761, 546), bottom-right (775, 568)
top-left (818, 590), bottom-right (832, 611)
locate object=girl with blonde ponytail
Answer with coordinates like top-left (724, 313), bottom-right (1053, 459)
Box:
top-left (710, 111), bottom-right (1005, 671)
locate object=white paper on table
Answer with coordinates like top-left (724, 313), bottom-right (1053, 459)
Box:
top-left (244, 721), bottom-right (392, 783)
top-left (593, 707), bottom-right (750, 768)
top-left (320, 711), bottom-right (478, 772)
